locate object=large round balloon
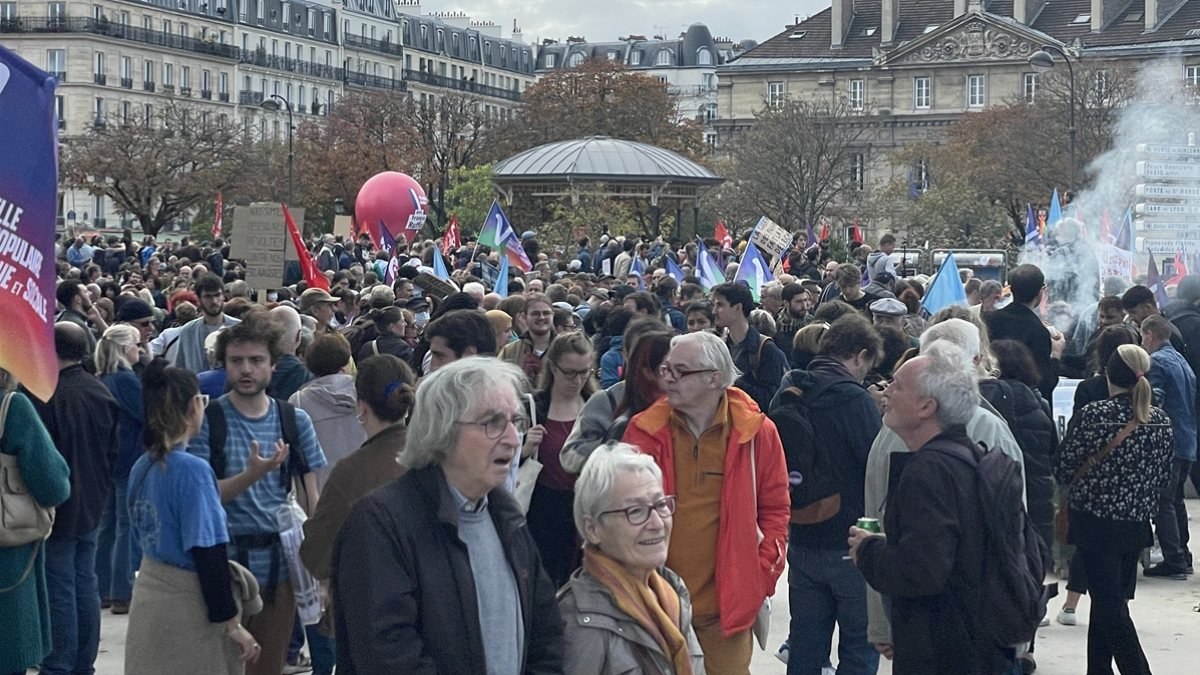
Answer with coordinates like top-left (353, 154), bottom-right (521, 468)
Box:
top-left (355, 171), bottom-right (429, 244)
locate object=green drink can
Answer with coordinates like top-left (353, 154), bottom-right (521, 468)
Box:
top-left (856, 517), bottom-right (881, 533)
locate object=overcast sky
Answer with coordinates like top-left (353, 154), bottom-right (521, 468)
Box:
top-left (448, 0), bottom-right (830, 45)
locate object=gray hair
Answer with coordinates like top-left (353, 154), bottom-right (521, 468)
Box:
top-left (915, 341), bottom-right (980, 429)
top-left (669, 331), bottom-right (739, 388)
top-left (270, 305), bottom-right (302, 352)
top-left (749, 309), bottom-right (776, 337)
top-left (922, 317), bottom-right (994, 378)
top-left (979, 280), bottom-right (1002, 299)
top-left (96, 324), bottom-right (140, 375)
top-left (573, 442), bottom-right (664, 539)
top-left (403, 356), bottom-right (528, 469)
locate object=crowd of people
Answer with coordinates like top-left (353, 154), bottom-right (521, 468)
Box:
top-left (0, 225), bottom-right (1195, 675)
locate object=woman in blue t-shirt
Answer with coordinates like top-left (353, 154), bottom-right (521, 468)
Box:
top-left (125, 359), bottom-right (260, 675)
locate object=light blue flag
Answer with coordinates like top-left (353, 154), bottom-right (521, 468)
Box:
top-left (664, 256), bottom-right (685, 284)
top-left (432, 248), bottom-right (451, 281)
top-left (495, 253), bottom-right (510, 298)
top-left (1048, 189), bottom-right (1063, 228)
top-left (921, 253), bottom-right (968, 317)
top-left (631, 257), bottom-right (646, 289)
top-left (733, 242), bottom-right (775, 303)
top-left (695, 237), bottom-right (726, 290)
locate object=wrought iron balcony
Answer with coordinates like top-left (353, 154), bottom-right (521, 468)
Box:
top-left (238, 50), bottom-right (343, 82)
top-left (201, 89), bottom-right (212, 100)
top-left (402, 69), bottom-right (520, 102)
top-left (238, 90), bottom-right (265, 106)
top-left (0, 18), bottom-right (239, 60)
top-left (344, 34), bottom-right (402, 57)
top-left (93, 73), bottom-right (106, 85)
top-left (120, 77), bottom-right (133, 88)
top-left (343, 71), bottom-right (407, 92)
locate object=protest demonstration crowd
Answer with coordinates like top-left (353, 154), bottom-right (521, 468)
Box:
top-left (3, 211), bottom-right (1199, 675)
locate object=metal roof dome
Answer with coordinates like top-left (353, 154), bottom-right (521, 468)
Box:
top-left (493, 137), bottom-right (720, 184)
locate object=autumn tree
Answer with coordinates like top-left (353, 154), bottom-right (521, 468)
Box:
top-left (63, 101), bottom-right (251, 236)
top-left (410, 92), bottom-right (495, 227)
top-left (494, 58), bottom-right (705, 160)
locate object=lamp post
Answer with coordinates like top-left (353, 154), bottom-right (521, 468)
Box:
top-left (1028, 45), bottom-right (1076, 194)
top-left (260, 93), bottom-right (294, 207)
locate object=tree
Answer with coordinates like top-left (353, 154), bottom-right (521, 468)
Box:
top-left (410, 92), bottom-right (495, 228)
top-left (494, 58), bottom-right (705, 160)
top-left (445, 164), bottom-right (495, 232)
top-left (722, 96), bottom-right (869, 231)
top-left (62, 101), bottom-right (251, 236)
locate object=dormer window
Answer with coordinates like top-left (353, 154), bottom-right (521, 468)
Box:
top-left (697, 48), bottom-right (712, 65)
top-left (1072, 14), bottom-right (1091, 24)
top-left (630, 50), bottom-right (642, 65)
top-left (863, 27), bottom-right (877, 36)
top-left (655, 49), bottom-right (672, 66)
top-left (545, 53), bottom-right (557, 68)
top-left (789, 31), bottom-right (806, 39)
top-left (568, 52), bottom-right (585, 67)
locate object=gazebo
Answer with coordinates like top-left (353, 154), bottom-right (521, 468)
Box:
top-left (491, 136), bottom-right (723, 238)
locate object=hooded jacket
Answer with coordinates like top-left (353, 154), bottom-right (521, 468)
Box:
top-left (290, 374), bottom-right (366, 492)
top-left (621, 387), bottom-right (789, 637)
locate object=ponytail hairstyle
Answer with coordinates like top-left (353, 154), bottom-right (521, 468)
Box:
top-left (141, 358), bottom-right (201, 459)
top-left (370, 306), bottom-right (405, 332)
top-left (355, 354), bottom-right (417, 424)
top-left (1106, 344), bottom-right (1152, 423)
top-left (96, 324), bottom-right (141, 375)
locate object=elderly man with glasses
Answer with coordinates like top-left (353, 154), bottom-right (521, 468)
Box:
top-left (622, 331), bottom-right (790, 675)
top-left (333, 357), bottom-right (564, 674)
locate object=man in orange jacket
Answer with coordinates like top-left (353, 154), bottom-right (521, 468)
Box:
top-left (623, 330), bottom-right (790, 675)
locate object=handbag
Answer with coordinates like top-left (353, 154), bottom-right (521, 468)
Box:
top-left (748, 438), bottom-right (772, 651)
top-left (0, 392), bottom-right (56, 548)
top-left (1055, 418), bottom-right (1138, 543)
top-left (513, 457), bottom-right (543, 514)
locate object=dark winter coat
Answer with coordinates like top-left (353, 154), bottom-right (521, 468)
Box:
top-left (857, 426), bottom-right (1012, 675)
top-left (985, 303), bottom-right (1058, 401)
top-left (978, 378), bottom-right (1057, 549)
top-left (332, 465), bottom-right (564, 675)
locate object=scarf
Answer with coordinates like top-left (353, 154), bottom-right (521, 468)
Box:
top-left (583, 546), bottom-right (693, 675)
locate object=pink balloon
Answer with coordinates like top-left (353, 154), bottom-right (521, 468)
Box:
top-left (355, 171), bottom-right (429, 244)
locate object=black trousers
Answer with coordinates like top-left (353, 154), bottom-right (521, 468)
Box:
top-left (1078, 543), bottom-right (1151, 675)
top-left (526, 484), bottom-right (580, 588)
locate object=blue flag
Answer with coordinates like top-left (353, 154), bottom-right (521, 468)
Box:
top-left (695, 237), bottom-right (726, 290)
top-left (1115, 207), bottom-right (1133, 251)
top-left (631, 256), bottom-right (645, 290)
top-left (495, 253), bottom-right (510, 298)
top-left (805, 222), bottom-right (817, 248)
top-left (1147, 252), bottom-right (1168, 308)
top-left (1048, 189), bottom-right (1063, 228)
top-left (664, 256), bottom-right (685, 284)
top-left (733, 242), bottom-right (775, 303)
top-left (378, 221), bottom-right (396, 255)
top-left (921, 253), bottom-right (968, 317)
top-left (1024, 203), bottom-right (1040, 249)
top-left (432, 248), bottom-right (451, 281)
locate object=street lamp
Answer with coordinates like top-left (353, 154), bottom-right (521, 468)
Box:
top-left (260, 93), bottom-right (294, 207)
top-left (1028, 45), bottom-right (1076, 194)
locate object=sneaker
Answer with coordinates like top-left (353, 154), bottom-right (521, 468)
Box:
top-left (1056, 608), bottom-right (1077, 626)
top-left (1149, 546), bottom-right (1164, 565)
top-left (283, 654), bottom-right (313, 674)
top-left (774, 642), bottom-right (789, 665)
top-left (822, 668), bottom-right (836, 675)
top-left (1143, 563), bottom-right (1188, 580)
top-left (110, 600), bottom-right (130, 615)
top-left (100, 598), bottom-right (112, 610)
top-left (1039, 615), bottom-right (1050, 627)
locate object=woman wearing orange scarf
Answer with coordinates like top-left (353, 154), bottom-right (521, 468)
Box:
top-left (558, 443), bottom-right (705, 675)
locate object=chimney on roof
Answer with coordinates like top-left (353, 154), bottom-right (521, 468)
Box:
top-left (1090, 0), bottom-right (1123, 30)
top-left (881, 0), bottom-right (900, 45)
top-left (1012, 0), bottom-right (1048, 24)
top-left (831, 0), bottom-right (856, 49)
top-left (1145, 0), bottom-right (1186, 32)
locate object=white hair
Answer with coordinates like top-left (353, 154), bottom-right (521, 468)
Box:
top-left (920, 318), bottom-right (979, 359)
top-left (462, 282), bottom-right (485, 300)
top-left (270, 305), bottom-right (303, 351)
top-left (916, 342), bottom-right (980, 429)
top-left (573, 443), bottom-right (664, 539)
top-left (670, 331), bottom-right (740, 388)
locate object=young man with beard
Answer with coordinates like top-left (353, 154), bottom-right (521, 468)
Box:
top-left (156, 273), bottom-right (240, 372)
top-left (775, 283), bottom-right (813, 363)
top-left (713, 282), bottom-right (787, 413)
top-left (187, 316), bottom-right (328, 675)
top-left (499, 293), bottom-right (557, 381)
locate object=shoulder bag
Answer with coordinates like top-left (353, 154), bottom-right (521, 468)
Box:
top-left (0, 392), bottom-right (58, 593)
top-left (1054, 418), bottom-right (1138, 543)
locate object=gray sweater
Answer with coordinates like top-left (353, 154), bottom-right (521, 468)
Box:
top-left (456, 496), bottom-right (525, 675)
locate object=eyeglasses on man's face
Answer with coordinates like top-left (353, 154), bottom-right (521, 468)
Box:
top-left (598, 495), bottom-right (677, 526)
top-left (456, 412), bottom-right (530, 439)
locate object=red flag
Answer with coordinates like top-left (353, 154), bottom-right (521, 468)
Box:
top-left (819, 221), bottom-right (830, 241)
top-left (850, 219), bottom-right (864, 244)
top-left (1099, 209), bottom-right (1113, 245)
top-left (350, 214), bottom-right (363, 241)
top-left (1168, 250), bottom-right (1190, 287)
top-left (282, 203), bottom-right (330, 291)
top-left (714, 220), bottom-right (732, 249)
top-left (212, 192), bottom-right (223, 239)
top-left (442, 216), bottom-right (462, 255)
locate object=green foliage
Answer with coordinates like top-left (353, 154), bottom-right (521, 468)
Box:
top-left (446, 164), bottom-right (496, 232)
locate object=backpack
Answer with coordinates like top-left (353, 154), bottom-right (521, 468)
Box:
top-left (204, 399), bottom-right (309, 494)
top-left (926, 439), bottom-right (1049, 647)
top-left (767, 376), bottom-right (848, 523)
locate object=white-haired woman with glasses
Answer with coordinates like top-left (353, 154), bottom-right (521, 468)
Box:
top-left (559, 443), bottom-right (704, 675)
top-left (332, 357), bottom-right (564, 674)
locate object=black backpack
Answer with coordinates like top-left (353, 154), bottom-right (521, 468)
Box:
top-left (204, 399), bottom-right (309, 492)
top-left (768, 376), bottom-right (847, 523)
top-left (926, 439), bottom-right (1049, 647)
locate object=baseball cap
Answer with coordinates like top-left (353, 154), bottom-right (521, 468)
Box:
top-left (299, 287), bottom-right (338, 313)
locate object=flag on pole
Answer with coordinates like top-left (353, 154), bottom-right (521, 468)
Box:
top-left (805, 222), bottom-right (817, 248)
top-left (850, 220), bottom-right (864, 244)
top-left (478, 201), bottom-right (532, 271)
top-left (921, 253), bottom-right (968, 317)
top-left (714, 220), bottom-right (733, 249)
top-left (283, 204), bottom-right (330, 291)
top-left (819, 221), bottom-right (830, 241)
top-left (378, 222), bottom-right (397, 255)
top-left (212, 192), bottom-right (223, 239)
top-left (695, 236), bottom-right (726, 290)
top-left (1024, 203), bottom-right (1041, 249)
top-left (432, 249), bottom-right (452, 281)
top-left (1167, 250), bottom-right (1189, 287)
top-left (442, 215), bottom-right (462, 256)
top-left (1146, 252), bottom-right (1168, 308)
top-left (664, 256), bottom-right (685, 284)
top-left (733, 242), bottom-right (775, 303)
top-left (1114, 208), bottom-right (1133, 251)
top-left (631, 256), bottom-right (646, 290)
top-left (494, 253), bottom-right (510, 298)
top-left (1047, 188), bottom-right (1063, 228)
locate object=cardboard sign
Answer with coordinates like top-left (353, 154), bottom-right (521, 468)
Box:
top-left (333, 215), bottom-right (353, 240)
top-left (413, 272), bottom-right (459, 299)
top-left (231, 203), bottom-right (303, 289)
top-left (749, 216), bottom-right (793, 257)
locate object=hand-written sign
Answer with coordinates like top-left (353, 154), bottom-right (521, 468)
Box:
top-left (230, 203), bottom-right (303, 289)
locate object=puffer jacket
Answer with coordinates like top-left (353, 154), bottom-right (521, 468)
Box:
top-left (290, 374), bottom-right (366, 492)
top-left (557, 566), bottom-right (705, 675)
top-left (979, 378), bottom-right (1057, 550)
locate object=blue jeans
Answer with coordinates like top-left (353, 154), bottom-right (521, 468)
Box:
top-left (95, 479), bottom-right (137, 602)
top-left (288, 616), bottom-right (335, 675)
top-left (787, 543), bottom-right (879, 675)
top-left (42, 528), bottom-right (101, 675)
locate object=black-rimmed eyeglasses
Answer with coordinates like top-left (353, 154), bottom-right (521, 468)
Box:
top-left (456, 413), bottom-right (529, 439)
top-left (598, 496), bottom-right (677, 526)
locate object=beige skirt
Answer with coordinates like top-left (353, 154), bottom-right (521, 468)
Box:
top-left (124, 557), bottom-right (244, 675)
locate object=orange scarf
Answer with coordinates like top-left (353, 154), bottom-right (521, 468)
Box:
top-left (583, 546), bottom-right (693, 675)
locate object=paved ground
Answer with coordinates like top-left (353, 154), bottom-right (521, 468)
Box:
top-left (71, 502), bottom-right (1200, 674)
